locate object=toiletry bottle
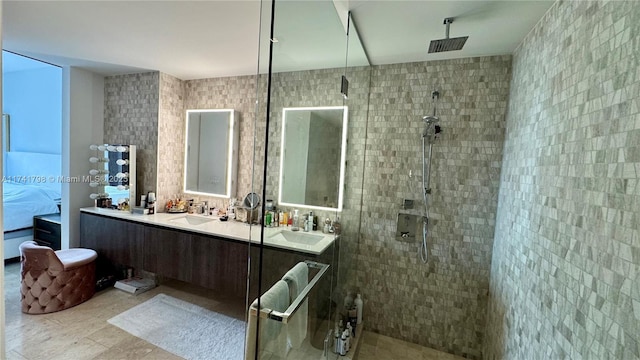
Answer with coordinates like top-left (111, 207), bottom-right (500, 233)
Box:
top-left (344, 327), bottom-right (351, 352)
top-left (344, 292), bottom-right (353, 311)
top-left (313, 215), bottom-right (318, 231)
top-left (202, 201), bottom-right (209, 216)
top-left (334, 327), bottom-right (340, 354)
top-left (348, 307), bottom-right (358, 335)
top-left (292, 209), bottom-right (300, 231)
top-left (339, 333), bottom-right (347, 355)
top-left (304, 215), bottom-right (310, 232)
top-left (324, 218), bottom-right (331, 233)
top-left (332, 216), bottom-right (341, 235)
top-left (354, 293), bottom-right (363, 324)
top-left (228, 198), bottom-right (236, 220)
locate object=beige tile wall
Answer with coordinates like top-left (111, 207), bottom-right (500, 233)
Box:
top-left (354, 56), bottom-right (512, 358)
top-left (104, 72), bottom-right (159, 198)
top-left (485, 1), bottom-right (640, 359)
top-left (156, 73), bottom-right (185, 208)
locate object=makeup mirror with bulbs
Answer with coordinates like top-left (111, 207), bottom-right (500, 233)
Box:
top-left (89, 144), bottom-right (136, 210)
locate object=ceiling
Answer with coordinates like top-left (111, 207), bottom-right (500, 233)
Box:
top-left (2, 1), bottom-right (555, 80)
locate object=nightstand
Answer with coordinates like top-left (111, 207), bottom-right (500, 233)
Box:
top-left (33, 213), bottom-right (61, 250)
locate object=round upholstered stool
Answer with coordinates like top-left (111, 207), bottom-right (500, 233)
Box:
top-left (19, 241), bottom-right (98, 314)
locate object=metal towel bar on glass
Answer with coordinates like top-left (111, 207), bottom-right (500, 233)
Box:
top-left (250, 260), bottom-right (329, 324)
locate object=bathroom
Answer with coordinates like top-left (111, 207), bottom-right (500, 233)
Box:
top-left (4, 0), bottom-right (640, 359)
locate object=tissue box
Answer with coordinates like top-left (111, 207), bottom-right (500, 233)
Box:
top-left (132, 207), bottom-right (149, 215)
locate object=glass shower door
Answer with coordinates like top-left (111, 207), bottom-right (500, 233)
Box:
top-left (246, 0), bottom-right (349, 359)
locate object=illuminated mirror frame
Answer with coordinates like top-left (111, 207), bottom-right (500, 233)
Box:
top-left (278, 105), bottom-right (348, 212)
top-left (183, 109), bottom-right (238, 198)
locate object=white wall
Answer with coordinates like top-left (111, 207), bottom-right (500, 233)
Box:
top-left (0, 1), bottom-right (6, 356)
top-left (3, 66), bottom-right (62, 154)
top-left (62, 67), bottom-right (104, 248)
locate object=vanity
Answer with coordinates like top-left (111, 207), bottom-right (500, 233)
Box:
top-left (79, 207), bottom-right (337, 299)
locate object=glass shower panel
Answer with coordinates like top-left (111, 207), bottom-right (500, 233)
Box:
top-left (247, 0), bottom-right (349, 359)
top-left (333, 11), bottom-right (372, 357)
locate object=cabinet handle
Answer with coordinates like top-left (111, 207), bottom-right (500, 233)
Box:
top-left (36, 228), bottom-right (52, 234)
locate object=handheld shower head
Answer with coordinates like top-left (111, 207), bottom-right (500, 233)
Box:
top-left (422, 115), bottom-right (439, 124)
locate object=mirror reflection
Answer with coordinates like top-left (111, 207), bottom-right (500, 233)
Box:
top-left (184, 109), bottom-right (238, 198)
top-left (278, 106), bottom-right (348, 211)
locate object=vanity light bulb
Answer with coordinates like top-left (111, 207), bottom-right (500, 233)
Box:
top-left (90, 193), bottom-right (99, 199)
top-left (97, 145), bottom-right (107, 151)
top-left (89, 169), bottom-right (107, 175)
top-left (106, 145), bottom-right (117, 152)
top-left (89, 157), bottom-right (105, 163)
top-left (90, 181), bottom-right (108, 187)
top-left (116, 145), bottom-right (129, 152)
top-left (116, 172), bottom-right (129, 179)
top-left (117, 185), bottom-right (129, 190)
top-left (89, 144), bottom-right (99, 150)
top-left (116, 159), bottom-right (129, 166)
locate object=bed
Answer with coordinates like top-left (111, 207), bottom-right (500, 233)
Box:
top-left (4, 152), bottom-right (61, 259)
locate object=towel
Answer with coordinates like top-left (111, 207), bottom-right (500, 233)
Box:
top-left (282, 262), bottom-right (309, 349)
top-left (245, 280), bottom-right (289, 360)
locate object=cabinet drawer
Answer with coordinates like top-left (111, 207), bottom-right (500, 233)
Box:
top-left (34, 218), bottom-right (61, 250)
top-left (34, 218), bottom-right (60, 234)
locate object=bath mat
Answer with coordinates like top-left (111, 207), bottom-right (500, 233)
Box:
top-left (108, 293), bottom-right (245, 360)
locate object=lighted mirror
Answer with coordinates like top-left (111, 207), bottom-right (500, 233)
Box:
top-left (184, 109), bottom-right (238, 198)
top-left (279, 106), bottom-right (348, 211)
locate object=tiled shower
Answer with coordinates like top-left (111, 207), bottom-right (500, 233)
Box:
top-left (101, 0), bottom-right (640, 358)
top-left (350, 56), bottom-right (512, 358)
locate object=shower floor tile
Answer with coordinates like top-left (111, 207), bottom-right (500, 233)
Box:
top-left (355, 331), bottom-right (466, 360)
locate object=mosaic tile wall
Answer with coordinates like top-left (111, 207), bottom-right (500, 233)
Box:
top-left (266, 66), bottom-right (371, 312)
top-left (183, 75), bottom-right (261, 210)
top-left (156, 73), bottom-right (185, 209)
top-left (485, 1), bottom-right (640, 359)
top-left (353, 57), bottom-right (512, 358)
top-left (104, 72), bottom-right (159, 199)
top-left (265, 68), bottom-right (350, 221)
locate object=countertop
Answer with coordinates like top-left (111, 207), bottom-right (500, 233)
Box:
top-left (80, 207), bottom-right (336, 255)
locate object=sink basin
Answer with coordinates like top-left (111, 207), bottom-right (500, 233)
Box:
top-left (268, 229), bottom-right (323, 245)
top-left (169, 216), bottom-right (214, 226)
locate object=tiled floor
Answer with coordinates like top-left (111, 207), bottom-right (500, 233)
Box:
top-left (5, 261), bottom-right (465, 360)
top-left (355, 331), bottom-right (466, 360)
top-left (4, 261), bottom-right (247, 360)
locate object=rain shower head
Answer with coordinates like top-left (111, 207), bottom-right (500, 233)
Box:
top-left (428, 18), bottom-right (468, 53)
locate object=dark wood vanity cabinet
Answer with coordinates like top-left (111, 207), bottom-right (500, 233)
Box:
top-left (79, 212), bottom-right (249, 298)
top-left (190, 234), bottom-right (248, 296)
top-left (80, 212), bottom-right (145, 271)
top-left (142, 226), bottom-right (193, 282)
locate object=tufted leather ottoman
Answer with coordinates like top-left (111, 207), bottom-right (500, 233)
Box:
top-left (19, 240), bottom-right (98, 314)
